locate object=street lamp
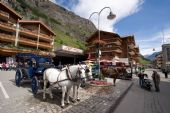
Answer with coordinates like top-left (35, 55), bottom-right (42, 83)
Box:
top-left (89, 7), bottom-right (116, 76)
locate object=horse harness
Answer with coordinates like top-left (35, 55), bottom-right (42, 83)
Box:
top-left (50, 65), bottom-right (87, 86)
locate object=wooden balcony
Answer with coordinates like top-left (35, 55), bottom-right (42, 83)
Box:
top-left (87, 46), bottom-right (122, 54)
top-left (0, 10), bottom-right (9, 21)
top-left (20, 29), bottom-right (38, 39)
top-left (106, 40), bottom-right (121, 46)
top-left (39, 33), bottom-right (53, 42)
top-left (0, 47), bottom-right (19, 55)
top-left (128, 51), bottom-right (136, 56)
top-left (20, 28), bottom-right (53, 42)
top-left (102, 37), bottom-right (122, 43)
top-left (0, 22), bottom-right (16, 32)
top-left (19, 37), bottom-right (53, 50)
top-left (128, 44), bottom-right (136, 50)
top-left (0, 33), bottom-right (15, 43)
top-left (39, 42), bottom-right (53, 49)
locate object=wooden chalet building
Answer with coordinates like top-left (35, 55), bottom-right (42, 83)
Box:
top-left (86, 31), bottom-right (122, 60)
top-left (86, 30), bottom-right (139, 65)
top-left (122, 35), bottom-right (139, 64)
top-left (0, 2), bottom-right (55, 63)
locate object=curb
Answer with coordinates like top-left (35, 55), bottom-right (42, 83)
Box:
top-left (106, 81), bottom-right (134, 113)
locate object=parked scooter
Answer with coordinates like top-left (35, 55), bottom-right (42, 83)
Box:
top-left (142, 78), bottom-right (152, 91)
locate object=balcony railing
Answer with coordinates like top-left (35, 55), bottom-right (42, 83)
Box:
top-left (102, 37), bottom-right (122, 42)
top-left (39, 33), bottom-right (53, 42)
top-left (86, 47), bottom-right (122, 54)
top-left (0, 33), bottom-right (15, 42)
top-left (20, 28), bottom-right (52, 42)
top-left (19, 37), bottom-right (52, 49)
top-left (20, 29), bottom-right (38, 39)
top-left (106, 41), bottom-right (121, 46)
top-left (0, 22), bottom-right (16, 32)
top-left (128, 51), bottom-right (136, 56)
top-left (0, 10), bottom-right (9, 20)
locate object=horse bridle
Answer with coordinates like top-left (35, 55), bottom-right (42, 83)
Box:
top-left (66, 65), bottom-right (88, 82)
top-left (79, 64), bottom-right (90, 73)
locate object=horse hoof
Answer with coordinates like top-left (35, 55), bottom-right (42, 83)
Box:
top-left (77, 98), bottom-right (80, 101)
top-left (61, 106), bottom-right (64, 108)
top-left (65, 102), bottom-right (70, 105)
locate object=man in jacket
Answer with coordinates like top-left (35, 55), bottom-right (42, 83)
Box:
top-left (152, 70), bottom-right (160, 92)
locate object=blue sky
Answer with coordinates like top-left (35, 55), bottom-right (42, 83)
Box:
top-left (50, 0), bottom-right (170, 55)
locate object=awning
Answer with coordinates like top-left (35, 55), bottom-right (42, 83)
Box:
top-left (55, 45), bottom-right (83, 57)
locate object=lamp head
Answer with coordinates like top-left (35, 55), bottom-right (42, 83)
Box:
top-left (107, 11), bottom-right (116, 20)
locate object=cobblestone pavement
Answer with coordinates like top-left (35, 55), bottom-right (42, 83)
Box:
top-left (0, 71), bottom-right (133, 113)
top-left (61, 80), bottom-right (133, 113)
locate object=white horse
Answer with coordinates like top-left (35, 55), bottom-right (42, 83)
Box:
top-left (72, 64), bottom-right (92, 102)
top-left (43, 64), bottom-right (91, 107)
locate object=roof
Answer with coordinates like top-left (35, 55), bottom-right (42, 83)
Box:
top-left (121, 35), bottom-right (136, 44)
top-left (0, 2), bottom-right (22, 19)
top-left (86, 30), bottom-right (120, 42)
top-left (18, 20), bottom-right (55, 35)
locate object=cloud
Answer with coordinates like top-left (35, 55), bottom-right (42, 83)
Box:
top-left (137, 28), bottom-right (170, 55)
top-left (51, 0), bottom-right (144, 32)
top-left (73, 0), bottom-right (144, 32)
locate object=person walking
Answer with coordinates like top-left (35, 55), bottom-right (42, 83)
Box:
top-left (138, 72), bottom-right (144, 88)
top-left (152, 70), bottom-right (160, 92)
top-left (138, 65), bottom-right (145, 87)
top-left (164, 69), bottom-right (168, 78)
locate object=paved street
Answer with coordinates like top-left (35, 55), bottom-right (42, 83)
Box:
top-left (0, 70), bottom-right (130, 113)
top-left (2, 69), bottom-right (169, 113)
top-left (113, 69), bottom-right (170, 113)
top-left (0, 71), bottom-right (93, 113)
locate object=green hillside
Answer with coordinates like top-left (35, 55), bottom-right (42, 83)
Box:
top-left (139, 57), bottom-right (151, 65)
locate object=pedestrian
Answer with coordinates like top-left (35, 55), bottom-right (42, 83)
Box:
top-left (164, 70), bottom-right (168, 78)
top-left (138, 72), bottom-right (144, 88)
top-left (152, 70), bottom-right (160, 92)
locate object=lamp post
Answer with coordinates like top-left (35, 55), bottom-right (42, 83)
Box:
top-left (89, 7), bottom-right (116, 76)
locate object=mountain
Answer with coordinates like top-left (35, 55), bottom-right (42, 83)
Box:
top-left (145, 52), bottom-right (161, 60)
top-left (144, 54), bottom-right (149, 58)
top-left (4, 0), bottom-right (97, 50)
top-left (139, 54), bottom-right (151, 65)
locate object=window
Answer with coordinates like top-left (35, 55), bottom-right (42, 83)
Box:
top-left (167, 48), bottom-right (170, 61)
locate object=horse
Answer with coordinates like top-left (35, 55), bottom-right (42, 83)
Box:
top-left (101, 66), bottom-right (120, 86)
top-left (72, 64), bottom-right (92, 102)
top-left (43, 64), bottom-right (91, 107)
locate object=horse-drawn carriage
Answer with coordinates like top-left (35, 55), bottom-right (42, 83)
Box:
top-left (15, 53), bottom-right (54, 94)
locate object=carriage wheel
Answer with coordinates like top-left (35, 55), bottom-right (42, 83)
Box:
top-left (15, 70), bottom-right (22, 87)
top-left (31, 76), bottom-right (39, 95)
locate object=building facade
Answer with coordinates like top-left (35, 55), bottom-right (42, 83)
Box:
top-left (162, 44), bottom-right (170, 72)
top-left (121, 36), bottom-right (139, 65)
top-left (0, 2), bottom-right (55, 63)
top-left (86, 31), bottom-right (122, 60)
top-left (153, 53), bottom-right (162, 69)
top-left (85, 30), bottom-right (139, 65)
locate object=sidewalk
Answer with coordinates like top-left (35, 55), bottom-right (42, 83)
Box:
top-left (61, 79), bottom-right (133, 113)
